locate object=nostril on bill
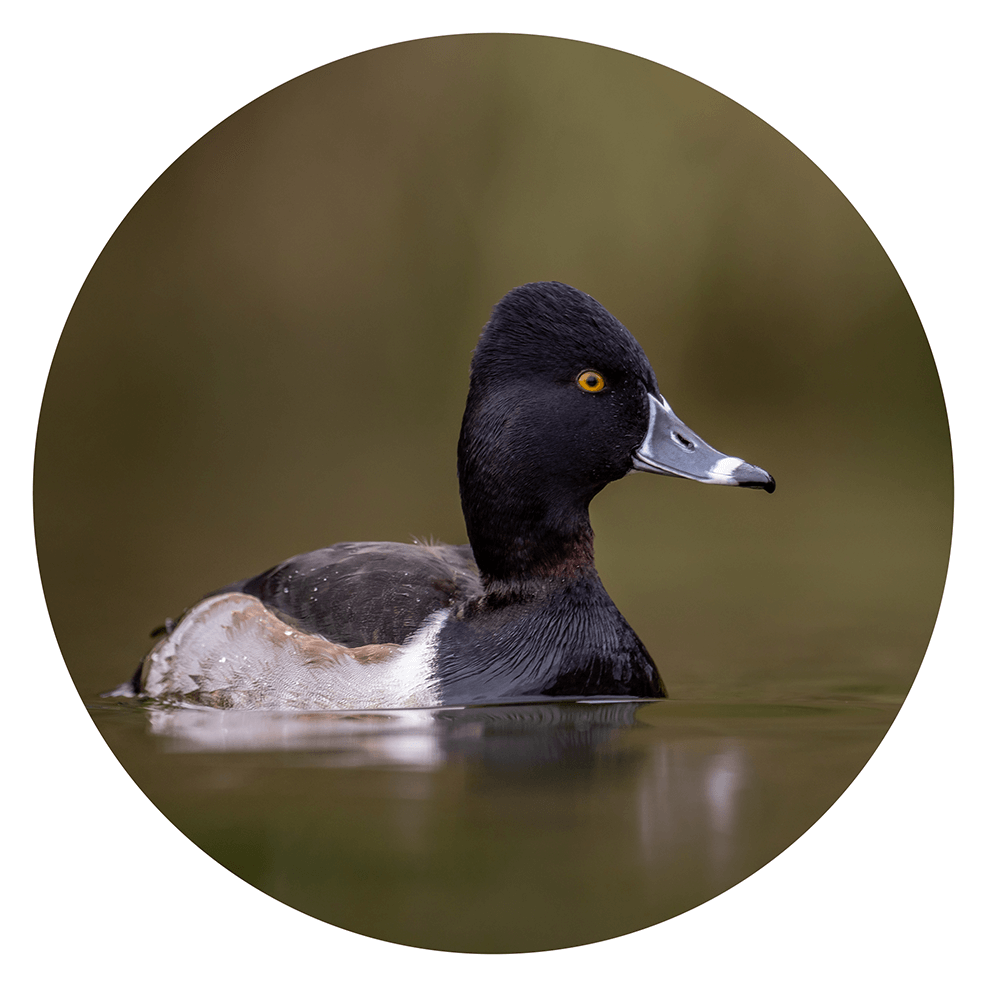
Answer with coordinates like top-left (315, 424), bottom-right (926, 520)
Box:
top-left (672, 430), bottom-right (695, 451)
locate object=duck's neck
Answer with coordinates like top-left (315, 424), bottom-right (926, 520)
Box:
top-left (457, 383), bottom-right (616, 587)
top-left (458, 458), bottom-right (602, 588)
top-left (469, 505), bottom-right (596, 587)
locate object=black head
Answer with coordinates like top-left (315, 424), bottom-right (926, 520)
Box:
top-left (469, 282), bottom-right (660, 400)
top-left (457, 282), bottom-right (775, 586)
top-left (458, 283), bottom-right (661, 583)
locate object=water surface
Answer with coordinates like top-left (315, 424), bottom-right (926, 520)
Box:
top-left (92, 695), bottom-right (896, 953)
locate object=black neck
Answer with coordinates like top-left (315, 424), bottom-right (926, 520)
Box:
top-left (457, 388), bottom-right (610, 585)
top-left (459, 457), bottom-right (602, 586)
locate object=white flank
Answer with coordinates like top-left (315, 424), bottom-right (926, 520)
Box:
top-left (140, 592), bottom-right (446, 711)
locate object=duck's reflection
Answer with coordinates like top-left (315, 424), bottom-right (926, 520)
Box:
top-left (145, 699), bottom-right (755, 892)
top-left (145, 699), bottom-right (649, 768)
top-left (148, 701), bottom-right (751, 867)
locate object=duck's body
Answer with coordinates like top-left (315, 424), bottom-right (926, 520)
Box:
top-left (137, 547), bottom-right (661, 709)
top-left (124, 282), bottom-right (774, 710)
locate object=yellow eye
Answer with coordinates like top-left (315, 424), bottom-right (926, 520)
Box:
top-left (577, 370), bottom-right (606, 393)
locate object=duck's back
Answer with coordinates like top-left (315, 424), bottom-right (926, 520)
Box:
top-left (216, 540), bottom-right (482, 647)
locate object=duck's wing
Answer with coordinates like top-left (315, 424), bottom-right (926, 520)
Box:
top-left (213, 540), bottom-right (482, 647)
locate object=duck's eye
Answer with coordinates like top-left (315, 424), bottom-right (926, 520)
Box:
top-left (577, 370), bottom-right (606, 393)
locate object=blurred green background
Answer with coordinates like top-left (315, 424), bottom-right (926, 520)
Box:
top-left (35, 33), bottom-right (950, 705)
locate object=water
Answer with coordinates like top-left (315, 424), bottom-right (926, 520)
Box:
top-left (91, 695), bottom-right (897, 953)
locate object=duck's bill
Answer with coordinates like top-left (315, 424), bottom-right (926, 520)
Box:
top-left (632, 393), bottom-right (775, 493)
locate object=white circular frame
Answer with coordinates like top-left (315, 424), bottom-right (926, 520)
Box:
top-left (2, 0), bottom-right (987, 987)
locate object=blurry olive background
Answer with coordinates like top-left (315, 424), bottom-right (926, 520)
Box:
top-left (37, 34), bottom-right (950, 709)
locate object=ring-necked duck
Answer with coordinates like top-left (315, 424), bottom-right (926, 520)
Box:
top-left (118, 282), bottom-right (774, 710)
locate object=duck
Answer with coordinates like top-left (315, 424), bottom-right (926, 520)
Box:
top-left (119, 281), bottom-right (774, 710)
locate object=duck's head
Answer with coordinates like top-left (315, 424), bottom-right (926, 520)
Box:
top-left (458, 282), bottom-right (774, 584)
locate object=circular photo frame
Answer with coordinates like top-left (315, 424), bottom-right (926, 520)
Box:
top-left (3, 3), bottom-right (985, 984)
